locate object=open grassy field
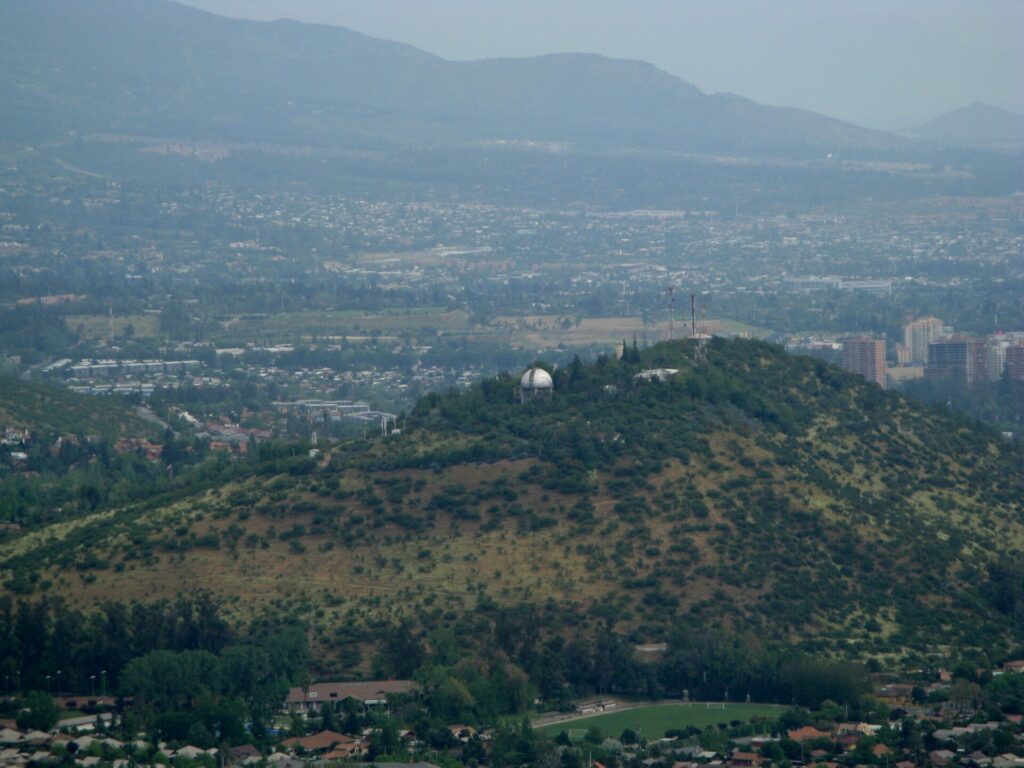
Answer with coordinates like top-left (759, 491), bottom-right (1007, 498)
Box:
top-left (217, 307), bottom-right (471, 341)
top-left (497, 315), bottom-right (772, 349)
top-left (63, 306), bottom-right (766, 352)
top-left (66, 313), bottom-right (159, 340)
top-left (537, 702), bottom-right (782, 740)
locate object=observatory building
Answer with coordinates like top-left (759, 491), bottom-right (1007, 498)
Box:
top-left (519, 367), bottom-right (553, 403)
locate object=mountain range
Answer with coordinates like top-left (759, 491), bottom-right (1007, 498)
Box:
top-left (0, 0), bottom-right (901, 156)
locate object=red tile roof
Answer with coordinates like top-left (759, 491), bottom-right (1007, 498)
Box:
top-left (281, 731), bottom-right (356, 752)
top-left (787, 727), bottom-right (832, 742)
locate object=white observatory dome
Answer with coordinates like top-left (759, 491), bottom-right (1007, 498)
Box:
top-left (520, 367), bottom-right (553, 390)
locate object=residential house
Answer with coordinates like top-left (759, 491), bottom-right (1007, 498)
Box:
top-left (728, 752), bottom-right (763, 767)
top-left (834, 732), bottom-right (861, 751)
top-left (281, 730), bottom-right (360, 755)
top-left (282, 680), bottom-right (417, 712)
top-left (177, 746), bottom-right (216, 760)
top-left (0, 729), bottom-right (25, 745)
top-left (836, 722), bottom-right (882, 736)
top-left (227, 744), bottom-right (262, 765)
top-left (878, 683), bottom-right (916, 703)
top-left (449, 725), bottom-right (477, 743)
top-left (962, 751), bottom-right (993, 767)
top-left (321, 739), bottom-right (370, 761)
top-left (787, 726), bottom-right (832, 742)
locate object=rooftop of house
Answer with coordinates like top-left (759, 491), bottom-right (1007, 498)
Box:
top-left (284, 679), bottom-right (417, 704)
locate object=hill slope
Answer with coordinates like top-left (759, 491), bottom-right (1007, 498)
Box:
top-left (2, 340), bottom-right (1022, 664)
top-left (0, 376), bottom-right (159, 442)
top-left (0, 0), bottom-right (898, 155)
top-left (914, 102), bottom-right (1024, 147)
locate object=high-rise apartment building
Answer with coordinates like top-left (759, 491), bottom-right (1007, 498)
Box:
top-left (1006, 344), bottom-right (1024, 382)
top-left (841, 337), bottom-right (887, 388)
top-left (926, 335), bottom-right (985, 385)
top-left (902, 317), bottom-right (944, 364)
top-left (983, 336), bottom-right (1011, 382)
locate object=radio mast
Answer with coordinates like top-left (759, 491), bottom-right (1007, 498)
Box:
top-left (666, 286), bottom-right (675, 341)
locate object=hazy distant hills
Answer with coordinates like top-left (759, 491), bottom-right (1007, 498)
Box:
top-left (0, 0), bottom-right (900, 155)
top-left (4, 340), bottom-right (1022, 659)
top-left (913, 102), bottom-right (1024, 148)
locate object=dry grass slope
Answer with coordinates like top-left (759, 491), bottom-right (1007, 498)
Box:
top-left (1, 339), bottom-right (1022, 663)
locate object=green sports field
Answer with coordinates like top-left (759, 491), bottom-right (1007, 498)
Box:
top-left (536, 702), bottom-right (781, 740)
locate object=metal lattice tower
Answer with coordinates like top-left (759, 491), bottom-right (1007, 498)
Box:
top-left (695, 338), bottom-right (708, 365)
top-left (666, 286), bottom-right (675, 341)
top-left (690, 293), bottom-right (708, 365)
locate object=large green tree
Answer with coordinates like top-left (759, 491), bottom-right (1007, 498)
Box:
top-left (16, 691), bottom-right (60, 731)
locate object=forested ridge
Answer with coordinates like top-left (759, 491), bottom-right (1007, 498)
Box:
top-left (1, 338), bottom-right (1022, 677)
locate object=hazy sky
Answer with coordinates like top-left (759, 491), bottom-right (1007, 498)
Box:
top-left (179, 0), bottom-right (1023, 129)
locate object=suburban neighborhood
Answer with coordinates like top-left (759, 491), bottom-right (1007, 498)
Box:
top-left (0, 660), bottom-right (1022, 768)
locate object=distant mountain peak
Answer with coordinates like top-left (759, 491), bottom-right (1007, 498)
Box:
top-left (914, 102), bottom-right (1024, 147)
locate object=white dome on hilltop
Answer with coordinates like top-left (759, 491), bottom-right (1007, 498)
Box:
top-left (520, 367), bottom-right (553, 389)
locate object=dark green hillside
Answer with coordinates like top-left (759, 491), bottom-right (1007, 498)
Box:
top-left (1, 339), bottom-right (1022, 668)
top-left (0, 375), bottom-right (159, 442)
top-left (386, 339), bottom-right (1024, 644)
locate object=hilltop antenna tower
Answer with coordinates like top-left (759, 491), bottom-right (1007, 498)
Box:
top-left (691, 293), bottom-right (708, 365)
top-left (107, 305), bottom-right (114, 344)
top-left (666, 286), bottom-right (675, 340)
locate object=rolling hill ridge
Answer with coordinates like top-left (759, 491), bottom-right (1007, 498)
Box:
top-left (0, 0), bottom-right (900, 155)
top-left (913, 102), bottom-right (1024, 148)
top-left (2, 339), bottom-right (1022, 667)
